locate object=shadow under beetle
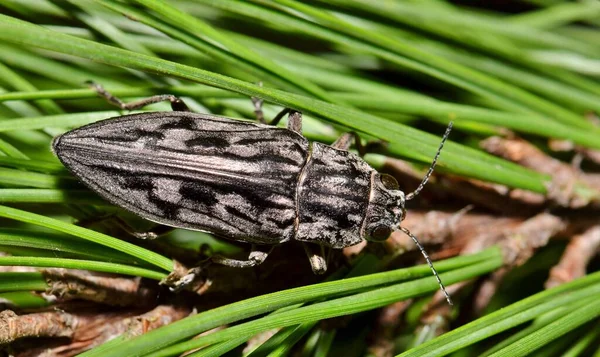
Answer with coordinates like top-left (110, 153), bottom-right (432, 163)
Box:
top-left (52, 84), bottom-right (453, 304)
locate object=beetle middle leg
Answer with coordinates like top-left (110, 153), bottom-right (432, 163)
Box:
top-left (210, 244), bottom-right (273, 268)
top-left (166, 245), bottom-right (274, 291)
top-left (87, 81), bottom-right (190, 112)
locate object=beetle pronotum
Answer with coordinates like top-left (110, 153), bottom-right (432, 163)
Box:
top-left (53, 83), bottom-right (453, 304)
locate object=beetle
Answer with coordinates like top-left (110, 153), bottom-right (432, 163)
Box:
top-left (52, 83), bottom-right (453, 303)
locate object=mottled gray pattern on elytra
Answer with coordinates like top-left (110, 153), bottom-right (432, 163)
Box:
top-left (53, 111), bottom-right (404, 248)
top-left (53, 111), bottom-right (307, 244)
top-left (296, 142), bottom-right (372, 248)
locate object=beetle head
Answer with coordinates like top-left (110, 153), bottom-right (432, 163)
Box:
top-left (362, 173), bottom-right (405, 242)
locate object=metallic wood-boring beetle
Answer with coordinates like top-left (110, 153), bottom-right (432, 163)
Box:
top-left (52, 84), bottom-right (453, 303)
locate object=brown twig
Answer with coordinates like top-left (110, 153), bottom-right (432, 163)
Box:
top-left (480, 136), bottom-right (600, 208)
top-left (0, 310), bottom-right (75, 345)
top-left (474, 213), bottom-right (567, 311)
top-left (367, 300), bottom-right (412, 357)
top-left (381, 157), bottom-right (545, 214)
top-left (386, 209), bottom-right (521, 257)
top-left (11, 304), bottom-right (192, 357)
top-left (546, 225), bottom-right (600, 288)
top-left (43, 269), bottom-right (158, 307)
top-left (438, 176), bottom-right (546, 214)
top-left (424, 213), bottom-right (566, 314)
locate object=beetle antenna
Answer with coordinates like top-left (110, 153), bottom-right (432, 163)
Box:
top-left (406, 122), bottom-right (453, 201)
top-left (399, 226), bottom-right (453, 305)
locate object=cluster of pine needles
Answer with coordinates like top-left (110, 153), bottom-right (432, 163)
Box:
top-left (0, 1), bottom-right (599, 356)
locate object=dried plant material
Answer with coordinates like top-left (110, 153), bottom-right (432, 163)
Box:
top-left (481, 137), bottom-right (599, 207)
top-left (499, 213), bottom-right (566, 266)
top-left (425, 213), bottom-right (565, 312)
top-left (243, 328), bottom-right (280, 355)
top-left (385, 209), bottom-right (464, 254)
top-left (382, 158), bottom-right (545, 214)
top-left (546, 225), bottom-right (600, 289)
top-left (548, 138), bottom-right (576, 153)
top-left (474, 213), bottom-right (567, 311)
top-left (438, 176), bottom-right (545, 214)
top-left (43, 269), bottom-right (158, 307)
top-left (0, 310), bottom-right (75, 345)
top-left (418, 305), bottom-right (452, 339)
top-left (0, 254), bottom-right (37, 273)
top-left (12, 304), bottom-right (192, 357)
top-left (367, 300), bottom-right (412, 357)
top-left (387, 209), bottom-right (520, 256)
top-left (117, 304), bottom-right (192, 338)
top-left (576, 148), bottom-right (600, 166)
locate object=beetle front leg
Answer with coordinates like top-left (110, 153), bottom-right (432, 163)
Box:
top-left (87, 81), bottom-right (190, 112)
top-left (303, 243), bottom-right (328, 274)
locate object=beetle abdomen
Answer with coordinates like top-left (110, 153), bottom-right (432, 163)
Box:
top-left (295, 142), bottom-right (373, 248)
top-left (53, 111), bottom-right (308, 244)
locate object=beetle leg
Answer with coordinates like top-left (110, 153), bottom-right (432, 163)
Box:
top-left (210, 245), bottom-right (273, 268)
top-left (303, 243), bottom-right (328, 274)
top-left (267, 109), bottom-right (302, 132)
top-left (286, 110), bottom-right (303, 133)
top-left (255, 105), bottom-right (302, 133)
top-left (76, 214), bottom-right (173, 239)
top-left (87, 81), bottom-right (190, 112)
top-left (251, 97), bottom-right (265, 123)
top-left (266, 108), bottom-right (289, 126)
top-left (251, 81), bottom-right (266, 123)
top-left (332, 132), bottom-right (356, 151)
top-left (113, 218), bottom-right (175, 240)
top-left (166, 245), bottom-right (273, 292)
top-left (332, 132), bottom-right (368, 156)
top-left (332, 132), bottom-right (383, 157)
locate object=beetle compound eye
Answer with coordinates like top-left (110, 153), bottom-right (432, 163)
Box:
top-left (369, 225), bottom-right (393, 242)
top-left (380, 174), bottom-right (399, 190)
